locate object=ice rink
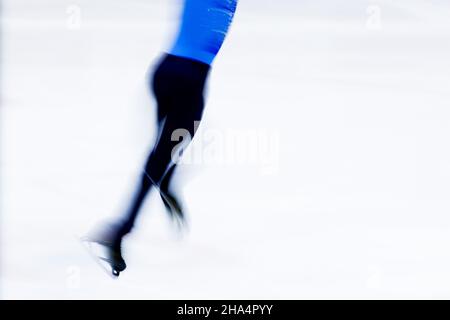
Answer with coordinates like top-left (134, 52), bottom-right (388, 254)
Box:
top-left (2, 0), bottom-right (450, 299)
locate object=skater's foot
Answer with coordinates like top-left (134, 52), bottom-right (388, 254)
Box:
top-left (82, 222), bottom-right (127, 277)
top-left (99, 245), bottom-right (126, 277)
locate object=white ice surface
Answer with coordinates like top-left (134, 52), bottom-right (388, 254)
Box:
top-left (2, 0), bottom-right (450, 299)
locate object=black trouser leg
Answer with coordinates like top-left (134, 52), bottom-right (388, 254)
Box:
top-left (118, 54), bottom-right (210, 236)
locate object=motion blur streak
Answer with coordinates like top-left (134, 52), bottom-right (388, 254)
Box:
top-left (2, 0), bottom-right (450, 298)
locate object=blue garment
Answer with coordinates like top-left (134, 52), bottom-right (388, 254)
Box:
top-left (169, 0), bottom-right (238, 65)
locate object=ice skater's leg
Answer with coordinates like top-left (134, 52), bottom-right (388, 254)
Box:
top-left (160, 165), bottom-right (176, 194)
top-left (115, 98), bottom-right (170, 236)
top-left (117, 55), bottom-right (209, 236)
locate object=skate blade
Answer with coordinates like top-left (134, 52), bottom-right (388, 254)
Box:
top-left (79, 237), bottom-right (122, 279)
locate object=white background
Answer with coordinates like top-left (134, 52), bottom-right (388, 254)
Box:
top-left (2, 0), bottom-right (450, 299)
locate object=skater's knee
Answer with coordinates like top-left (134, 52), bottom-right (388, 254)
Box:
top-left (141, 172), bottom-right (154, 190)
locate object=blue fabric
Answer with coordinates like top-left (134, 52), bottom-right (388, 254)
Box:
top-left (169, 0), bottom-right (238, 65)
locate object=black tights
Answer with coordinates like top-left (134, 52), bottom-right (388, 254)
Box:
top-left (118, 54), bottom-right (210, 236)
